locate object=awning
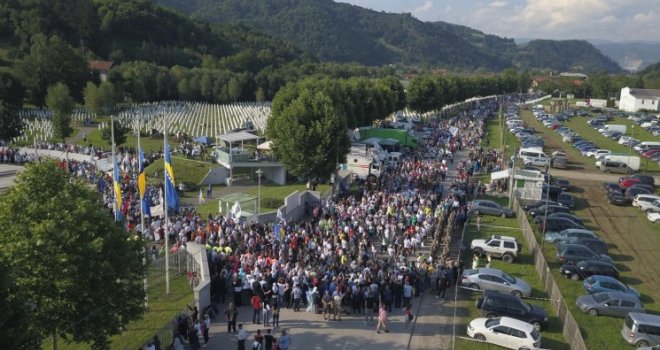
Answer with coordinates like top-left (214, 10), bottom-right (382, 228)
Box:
top-left (490, 169), bottom-right (511, 181)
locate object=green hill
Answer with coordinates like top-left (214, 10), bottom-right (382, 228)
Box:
top-left (156, 0), bottom-right (622, 73)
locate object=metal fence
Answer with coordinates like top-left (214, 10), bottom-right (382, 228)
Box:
top-left (513, 199), bottom-right (588, 350)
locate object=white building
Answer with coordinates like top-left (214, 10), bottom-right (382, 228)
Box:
top-left (619, 87), bottom-right (660, 112)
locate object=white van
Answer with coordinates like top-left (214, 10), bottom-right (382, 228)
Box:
top-left (518, 148), bottom-right (549, 167)
top-left (634, 141), bottom-right (660, 152)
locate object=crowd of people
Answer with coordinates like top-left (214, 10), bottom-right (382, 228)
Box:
top-left (0, 94), bottom-right (532, 350)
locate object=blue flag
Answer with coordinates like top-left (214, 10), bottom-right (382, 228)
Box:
top-left (164, 143), bottom-right (179, 210)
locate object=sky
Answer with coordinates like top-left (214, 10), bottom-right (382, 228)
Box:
top-left (338, 0), bottom-right (660, 42)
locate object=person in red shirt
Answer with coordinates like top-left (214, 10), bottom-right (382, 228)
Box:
top-left (251, 293), bottom-right (262, 324)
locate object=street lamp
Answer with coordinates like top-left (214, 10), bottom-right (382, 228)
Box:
top-left (256, 169), bottom-right (263, 214)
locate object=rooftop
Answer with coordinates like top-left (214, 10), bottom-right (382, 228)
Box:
top-left (628, 88), bottom-right (660, 100)
top-left (217, 131), bottom-right (262, 144)
top-left (88, 60), bottom-right (114, 71)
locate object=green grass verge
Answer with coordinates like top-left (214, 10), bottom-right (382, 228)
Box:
top-left (46, 270), bottom-right (193, 350)
top-left (455, 196), bottom-right (570, 350)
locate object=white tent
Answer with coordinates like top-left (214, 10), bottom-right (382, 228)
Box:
top-left (257, 140), bottom-right (273, 151)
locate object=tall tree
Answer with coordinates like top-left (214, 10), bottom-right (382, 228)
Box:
top-left (101, 120), bottom-right (128, 146)
top-left (17, 34), bottom-right (87, 105)
top-left (227, 77), bottom-right (242, 102)
top-left (84, 81), bottom-right (102, 115)
top-left (267, 88), bottom-right (350, 178)
top-left (45, 82), bottom-right (74, 142)
top-left (0, 162), bottom-right (146, 349)
top-left (0, 72), bottom-right (25, 141)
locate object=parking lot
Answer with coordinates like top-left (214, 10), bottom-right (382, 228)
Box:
top-left (510, 103), bottom-right (660, 349)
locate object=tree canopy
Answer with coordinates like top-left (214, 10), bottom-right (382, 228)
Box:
top-left (0, 161), bottom-right (146, 349)
top-left (267, 85), bottom-right (349, 179)
top-left (0, 72), bottom-right (25, 142)
top-left (45, 82), bottom-right (75, 142)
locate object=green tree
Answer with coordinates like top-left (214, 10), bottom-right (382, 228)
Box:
top-left (227, 77), bottom-right (242, 102)
top-left (255, 87), bottom-right (265, 104)
top-left (84, 81), bottom-right (102, 115)
top-left (0, 162), bottom-right (146, 349)
top-left (45, 83), bottom-right (74, 142)
top-left (267, 88), bottom-right (350, 178)
top-left (0, 72), bottom-right (25, 141)
top-left (101, 120), bottom-right (128, 146)
top-left (17, 34), bottom-right (87, 105)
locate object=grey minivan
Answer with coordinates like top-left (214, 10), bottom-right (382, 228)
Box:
top-left (600, 160), bottom-right (632, 174)
top-left (576, 291), bottom-right (644, 317)
top-left (621, 312), bottom-right (660, 347)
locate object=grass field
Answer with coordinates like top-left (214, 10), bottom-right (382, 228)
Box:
top-left (45, 269), bottom-right (193, 350)
top-left (145, 156), bottom-right (215, 186)
top-left (455, 196), bottom-right (570, 350)
top-left (75, 128), bottom-right (178, 154)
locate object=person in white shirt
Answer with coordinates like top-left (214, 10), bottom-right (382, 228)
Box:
top-left (237, 324), bottom-right (248, 350)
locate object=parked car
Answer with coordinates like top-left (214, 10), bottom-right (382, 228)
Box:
top-left (577, 292), bottom-right (644, 317)
top-left (560, 260), bottom-right (619, 280)
top-left (607, 191), bottom-right (627, 206)
top-left (471, 235), bottom-right (521, 263)
top-left (551, 178), bottom-right (571, 191)
top-left (538, 216), bottom-right (585, 234)
top-left (557, 244), bottom-right (613, 265)
top-left (529, 204), bottom-right (571, 218)
top-left (602, 182), bottom-right (622, 193)
top-left (583, 275), bottom-right (641, 298)
top-left (544, 228), bottom-right (598, 243)
top-left (600, 160), bottom-right (633, 174)
top-left (587, 149), bottom-right (611, 158)
top-left (633, 194), bottom-right (660, 209)
top-left (461, 268), bottom-right (532, 297)
top-left (557, 192), bottom-right (575, 208)
top-left (467, 316), bottom-right (542, 350)
top-left (560, 237), bottom-right (609, 255)
top-left (545, 212), bottom-right (584, 225)
top-left (620, 177), bottom-right (642, 189)
top-left (621, 312), bottom-right (660, 348)
top-left (522, 199), bottom-right (558, 211)
top-left (647, 211), bottom-right (660, 224)
top-left (630, 183), bottom-right (656, 193)
top-left (625, 187), bottom-right (653, 203)
top-left (475, 291), bottom-right (549, 331)
top-left (469, 200), bottom-right (514, 218)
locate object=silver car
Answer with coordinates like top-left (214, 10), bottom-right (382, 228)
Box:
top-left (461, 268), bottom-right (532, 297)
top-left (577, 291), bottom-right (644, 318)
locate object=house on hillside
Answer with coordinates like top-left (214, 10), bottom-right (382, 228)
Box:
top-left (619, 87), bottom-right (660, 112)
top-left (88, 60), bottom-right (113, 82)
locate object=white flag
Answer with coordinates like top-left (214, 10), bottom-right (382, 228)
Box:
top-left (277, 207), bottom-right (286, 224)
top-left (231, 201), bottom-right (242, 220)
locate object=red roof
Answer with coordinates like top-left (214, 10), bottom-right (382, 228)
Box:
top-left (88, 60), bottom-right (113, 71)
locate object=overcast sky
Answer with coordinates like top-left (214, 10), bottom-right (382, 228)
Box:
top-left (338, 0), bottom-right (660, 42)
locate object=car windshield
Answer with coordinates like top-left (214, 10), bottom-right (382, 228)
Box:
top-left (485, 318), bottom-right (500, 328)
top-left (592, 292), bottom-right (610, 303)
top-left (522, 302), bottom-right (532, 312)
top-left (501, 271), bottom-right (516, 284)
top-left (531, 329), bottom-right (540, 340)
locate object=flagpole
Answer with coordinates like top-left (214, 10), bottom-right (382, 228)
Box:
top-left (163, 114), bottom-right (170, 294)
top-left (111, 115), bottom-right (117, 221)
top-left (138, 118), bottom-right (149, 308)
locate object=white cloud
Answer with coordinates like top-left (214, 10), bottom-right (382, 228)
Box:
top-left (491, 1), bottom-right (508, 8)
top-left (413, 0), bottom-right (434, 16)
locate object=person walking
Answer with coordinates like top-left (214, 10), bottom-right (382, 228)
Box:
top-left (225, 303), bottom-right (238, 333)
top-left (201, 314), bottom-right (210, 345)
top-left (364, 288), bottom-right (375, 325)
top-left (237, 324), bottom-right (248, 350)
top-left (264, 329), bottom-right (275, 350)
top-left (376, 304), bottom-right (389, 334)
top-left (403, 305), bottom-right (413, 330)
top-left (322, 291), bottom-right (333, 320)
top-left (436, 268), bottom-right (449, 300)
top-left (292, 284), bottom-right (302, 312)
top-left (278, 330), bottom-right (291, 350)
top-left (332, 289), bottom-right (343, 321)
top-left (402, 282), bottom-right (413, 308)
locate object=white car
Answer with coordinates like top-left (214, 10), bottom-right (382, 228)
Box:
top-left (586, 149), bottom-right (611, 158)
top-left (633, 195), bottom-right (660, 210)
top-left (524, 157), bottom-right (550, 167)
top-left (467, 317), bottom-right (542, 350)
top-left (618, 136), bottom-right (639, 145)
top-left (647, 211), bottom-right (660, 224)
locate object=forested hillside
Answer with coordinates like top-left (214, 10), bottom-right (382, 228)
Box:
top-left (0, 0), bottom-right (383, 106)
top-left (156, 0), bottom-right (622, 73)
top-left (517, 40), bottom-right (622, 73)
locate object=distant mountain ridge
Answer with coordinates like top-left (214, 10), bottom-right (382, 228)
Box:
top-left (156, 0), bottom-right (622, 73)
top-left (594, 42), bottom-right (660, 72)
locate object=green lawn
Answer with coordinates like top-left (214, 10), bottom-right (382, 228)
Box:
top-left (76, 128), bottom-right (177, 154)
top-left (145, 156), bottom-right (215, 186)
top-left (45, 270), bottom-right (193, 350)
top-left (192, 183), bottom-right (331, 217)
top-left (483, 115), bottom-right (520, 161)
top-left (455, 196), bottom-right (570, 350)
